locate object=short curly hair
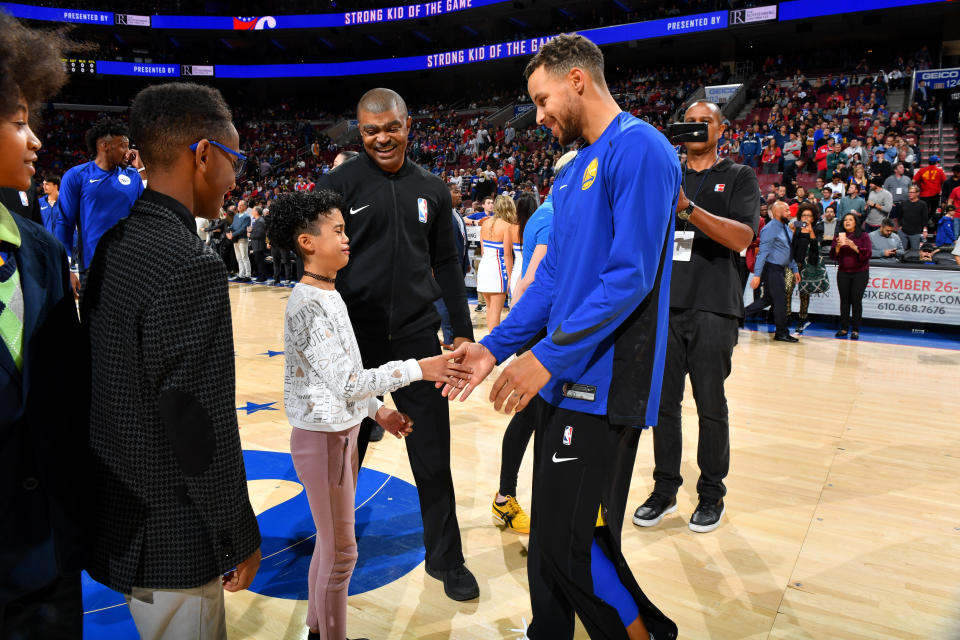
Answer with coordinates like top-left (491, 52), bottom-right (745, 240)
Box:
top-left (0, 11), bottom-right (69, 118)
top-left (129, 82), bottom-right (234, 171)
top-left (85, 117), bottom-right (128, 155)
top-left (523, 33), bottom-right (604, 82)
top-left (264, 190), bottom-right (344, 255)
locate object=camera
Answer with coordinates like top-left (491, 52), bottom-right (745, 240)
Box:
top-left (666, 122), bottom-right (709, 144)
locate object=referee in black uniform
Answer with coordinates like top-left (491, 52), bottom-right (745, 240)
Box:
top-left (633, 101), bottom-right (760, 534)
top-left (316, 88), bottom-right (479, 601)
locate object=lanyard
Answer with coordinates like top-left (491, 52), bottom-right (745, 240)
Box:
top-left (680, 156), bottom-right (720, 230)
top-left (683, 156), bottom-right (720, 203)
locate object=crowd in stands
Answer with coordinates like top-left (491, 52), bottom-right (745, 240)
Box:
top-left (709, 46), bottom-right (959, 263)
top-left (33, 44), bottom-right (960, 288)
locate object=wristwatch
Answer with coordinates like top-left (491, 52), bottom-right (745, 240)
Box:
top-left (677, 201), bottom-right (696, 221)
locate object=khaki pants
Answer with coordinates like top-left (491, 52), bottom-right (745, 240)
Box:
top-left (125, 576), bottom-right (226, 640)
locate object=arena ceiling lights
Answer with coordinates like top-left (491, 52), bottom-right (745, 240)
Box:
top-left (0, 0), bottom-right (505, 29)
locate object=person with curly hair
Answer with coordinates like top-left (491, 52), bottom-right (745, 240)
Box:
top-left (54, 115), bottom-right (145, 291)
top-left (0, 11), bottom-right (89, 639)
top-left (266, 190), bottom-right (472, 640)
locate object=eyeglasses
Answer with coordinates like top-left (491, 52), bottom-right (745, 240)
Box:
top-left (189, 140), bottom-right (247, 179)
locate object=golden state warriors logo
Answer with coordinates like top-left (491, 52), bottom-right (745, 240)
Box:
top-left (581, 158), bottom-right (598, 190)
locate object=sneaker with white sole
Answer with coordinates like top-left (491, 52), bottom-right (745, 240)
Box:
top-left (632, 493), bottom-right (677, 527)
top-left (492, 495), bottom-right (530, 534)
top-left (689, 497), bottom-right (724, 533)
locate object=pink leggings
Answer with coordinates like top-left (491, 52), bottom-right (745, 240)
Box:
top-left (290, 425), bottom-right (360, 639)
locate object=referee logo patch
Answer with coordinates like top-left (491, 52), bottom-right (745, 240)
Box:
top-left (581, 158), bottom-right (598, 191)
top-left (417, 198), bottom-right (428, 223)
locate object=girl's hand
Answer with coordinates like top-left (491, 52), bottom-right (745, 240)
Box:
top-left (375, 407), bottom-right (413, 438)
top-left (418, 347), bottom-right (474, 385)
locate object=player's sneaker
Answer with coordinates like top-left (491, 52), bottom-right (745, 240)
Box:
top-left (492, 495), bottom-right (530, 534)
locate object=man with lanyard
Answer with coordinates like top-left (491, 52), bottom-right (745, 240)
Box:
top-left (55, 118), bottom-right (144, 290)
top-left (632, 101), bottom-right (759, 535)
top-left (445, 35), bottom-right (680, 640)
top-left (316, 88), bottom-right (478, 602)
top-left (744, 201), bottom-right (800, 342)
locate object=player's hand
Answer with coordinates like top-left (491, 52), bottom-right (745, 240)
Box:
top-left (223, 547), bottom-right (261, 592)
top-left (125, 149), bottom-right (143, 170)
top-left (438, 342), bottom-right (496, 401)
top-left (750, 276), bottom-right (761, 290)
top-left (417, 348), bottom-right (473, 384)
top-left (69, 271), bottom-right (80, 301)
top-left (375, 406), bottom-right (413, 438)
top-left (489, 351), bottom-right (551, 413)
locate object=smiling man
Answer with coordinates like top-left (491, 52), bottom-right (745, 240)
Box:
top-left (445, 33), bottom-right (681, 640)
top-left (315, 87), bottom-right (478, 602)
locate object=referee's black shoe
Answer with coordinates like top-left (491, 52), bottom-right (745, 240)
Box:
top-left (426, 563), bottom-right (479, 601)
top-left (774, 333), bottom-right (799, 343)
top-left (689, 497), bottom-right (725, 533)
top-left (632, 493), bottom-right (677, 527)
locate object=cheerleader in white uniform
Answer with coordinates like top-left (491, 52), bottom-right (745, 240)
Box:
top-left (475, 195), bottom-right (517, 331)
top-left (508, 240), bottom-right (523, 299)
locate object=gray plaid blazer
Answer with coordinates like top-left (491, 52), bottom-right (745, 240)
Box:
top-left (80, 190), bottom-right (260, 593)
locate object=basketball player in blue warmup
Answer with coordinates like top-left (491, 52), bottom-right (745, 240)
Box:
top-left (445, 34), bottom-right (680, 639)
top-left (55, 118), bottom-right (144, 286)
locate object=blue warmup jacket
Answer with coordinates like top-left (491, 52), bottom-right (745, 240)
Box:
top-left (481, 112), bottom-right (681, 426)
top-left (55, 161), bottom-right (144, 271)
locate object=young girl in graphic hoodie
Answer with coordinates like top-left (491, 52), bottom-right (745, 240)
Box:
top-left (265, 190), bottom-right (472, 640)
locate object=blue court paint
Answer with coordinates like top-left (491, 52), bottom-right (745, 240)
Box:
top-left (83, 450), bottom-right (424, 638)
top-left (258, 349), bottom-right (284, 357)
top-left (742, 319), bottom-right (960, 351)
top-left (236, 400), bottom-right (279, 414)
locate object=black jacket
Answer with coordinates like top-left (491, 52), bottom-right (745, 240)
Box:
top-left (451, 208), bottom-right (469, 276)
top-left (0, 187), bottom-right (41, 226)
top-left (249, 216), bottom-right (267, 252)
top-left (0, 210), bottom-right (87, 604)
top-left (80, 190), bottom-right (260, 593)
top-left (317, 152), bottom-right (474, 342)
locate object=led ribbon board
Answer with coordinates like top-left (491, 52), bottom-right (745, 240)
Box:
top-left (213, 11), bottom-right (730, 78)
top-left (778, 0), bottom-right (945, 21)
top-left (0, 0), bottom-right (508, 29)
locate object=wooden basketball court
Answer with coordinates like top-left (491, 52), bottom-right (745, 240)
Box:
top-left (218, 283), bottom-right (960, 639)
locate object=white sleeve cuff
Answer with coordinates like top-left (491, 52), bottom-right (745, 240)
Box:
top-left (404, 359), bottom-right (423, 382)
top-left (367, 397), bottom-right (383, 420)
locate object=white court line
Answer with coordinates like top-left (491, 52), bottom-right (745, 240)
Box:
top-left (84, 602), bottom-right (126, 614)
top-left (259, 473), bottom-right (394, 563)
top-left (86, 461), bottom-right (400, 612)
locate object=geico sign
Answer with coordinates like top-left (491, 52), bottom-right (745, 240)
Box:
top-left (921, 71), bottom-right (959, 79)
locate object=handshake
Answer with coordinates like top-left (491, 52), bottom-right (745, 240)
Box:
top-left (374, 341), bottom-right (554, 437)
top-left (433, 341), bottom-right (552, 413)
